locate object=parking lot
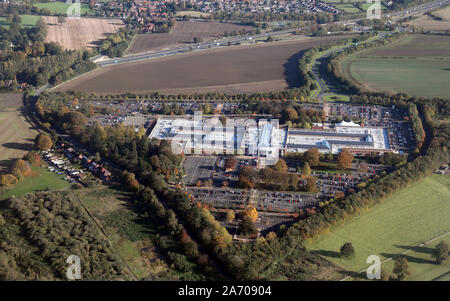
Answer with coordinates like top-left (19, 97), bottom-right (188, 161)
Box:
top-left (182, 156), bottom-right (218, 186)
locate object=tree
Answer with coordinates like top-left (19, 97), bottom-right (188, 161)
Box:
top-left (304, 148), bottom-right (320, 167)
top-left (226, 210), bottom-right (235, 222)
top-left (340, 242), bottom-right (355, 258)
top-left (11, 159), bottom-right (31, 176)
top-left (273, 158), bottom-right (288, 172)
top-left (57, 16), bottom-right (66, 24)
top-left (193, 36), bottom-right (203, 43)
top-left (242, 205), bottom-right (258, 222)
top-left (0, 174), bottom-right (18, 187)
top-left (239, 216), bottom-right (258, 236)
top-left (305, 177), bottom-right (318, 192)
top-left (337, 149), bottom-right (354, 169)
top-left (432, 241), bottom-right (448, 264)
top-left (392, 257), bottom-right (410, 281)
top-left (301, 162), bottom-right (311, 176)
top-left (34, 133), bottom-right (53, 150)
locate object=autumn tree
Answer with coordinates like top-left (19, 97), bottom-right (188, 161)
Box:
top-left (273, 158), bottom-right (288, 172)
top-left (122, 171), bottom-right (139, 192)
top-left (337, 149), bottom-right (354, 169)
top-left (392, 257), bottom-right (410, 281)
top-left (242, 205), bottom-right (258, 222)
top-left (304, 148), bottom-right (320, 167)
top-left (432, 241), bottom-right (448, 264)
top-left (0, 174), bottom-right (18, 187)
top-left (11, 159), bottom-right (31, 176)
top-left (305, 177), bottom-right (318, 192)
top-left (226, 210), bottom-right (235, 222)
top-left (301, 162), bottom-right (311, 176)
top-left (34, 133), bottom-right (53, 150)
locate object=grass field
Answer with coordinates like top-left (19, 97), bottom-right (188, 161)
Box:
top-left (0, 94), bottom-right (38, 173)
top-left (0, 14), bottom-right (41, 28)
top-left (34, 2), bottom-right (92, 15)
top-left (340, 35), bottom-right (450, 99)
top-left (0, 165), bottom-right (71, 200)
top-left (308, 174), bottom-right (450, 280)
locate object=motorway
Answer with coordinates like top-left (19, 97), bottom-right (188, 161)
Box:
top-left (96, 0), bottom-right (449, 68)
top-left (96, 29), bottom-right (297, 67)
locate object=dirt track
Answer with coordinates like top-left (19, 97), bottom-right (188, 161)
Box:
top-left (44, 16), bottom-right (124, 50)
top-left (56, 36), bottom-right (345, 94)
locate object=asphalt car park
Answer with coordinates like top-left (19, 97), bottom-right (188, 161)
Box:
top-left (182, 156), bottom-right (218, 186)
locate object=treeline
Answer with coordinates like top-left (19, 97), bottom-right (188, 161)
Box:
top-left (296, 33), bottom-right (376, 96)
top-left (100, 27), bottom-right (137, 58)
top-left (3, 191), bottom-right (129, 280)
top-left (0, 49), bottom-right (96, 88)
top-left (326, 33), bottom-right (403, 94)
top-left (407, 103), bottom-right (425, 152)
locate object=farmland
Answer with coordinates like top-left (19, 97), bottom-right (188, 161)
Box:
top-left (127, 21), bottom-right (254, 54)
top-left (406, 5), bottom-right (450, 31)
top-left (33, 1), bottom-right (92, 15)
top-left (308, 174), bottom-right (450, 280)
top-left (43, 16), bottom-right (124, 50)
top-left (340, 34), bottom-right (450, 99)
top-left (0, 94), bottom-right (38, 174)
top-left (56, 36), bottom-right (345, 94)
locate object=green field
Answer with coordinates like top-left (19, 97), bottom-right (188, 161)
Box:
top-left (34, 2), bottom-right (92, 15)
top-left (0, 165), bottom-right (71, 200)
top-left (308, 174), bottom-right (450, 280)
top-left (341, 35), bottom-right (450, 99)
top-left (0, 15), bottom-right (41, 28)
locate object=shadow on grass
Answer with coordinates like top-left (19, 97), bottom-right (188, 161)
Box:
top-left (312, 249), bottom-right (342, 258)
top-left (338, 270), bottom-right (367, 280)
top-left (2, 142), bottom-right (34, 151)
top-left (393, 244), bottom-right (435, 255)
top-left (380, 253), bottom-right (435, 265)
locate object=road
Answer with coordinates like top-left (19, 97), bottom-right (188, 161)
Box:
top-left (310, 33), bottom-right (391, 101)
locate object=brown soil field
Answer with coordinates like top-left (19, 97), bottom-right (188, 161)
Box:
top-left (56, 36), bottom-right (345, 95)
top-left (44, 16), bottom-right (124, 50)
top-left (0, 94), bottom-right (38, 173)
top-left (127, 21), bottom-right (254, 54)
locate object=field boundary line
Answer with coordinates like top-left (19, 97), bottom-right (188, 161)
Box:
top-left (340, 230), bottom-right (450, 281)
